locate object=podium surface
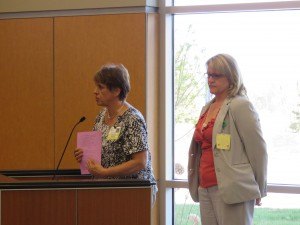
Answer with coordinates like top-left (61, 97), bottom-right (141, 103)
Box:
top-left (0, 170), bottom-right (152, 225)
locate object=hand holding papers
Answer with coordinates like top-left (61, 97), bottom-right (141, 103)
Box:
top-left (77, 131), bottom-right (102, 174)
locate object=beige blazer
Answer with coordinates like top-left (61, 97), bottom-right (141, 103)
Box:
top-left (188, 95), bottom-right (268, 204)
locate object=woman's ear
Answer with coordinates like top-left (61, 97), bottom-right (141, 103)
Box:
top-left (112, 87), bottom-right (121, 97)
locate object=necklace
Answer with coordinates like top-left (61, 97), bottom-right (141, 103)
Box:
top-left (106, 103), bottom-right (125, 120)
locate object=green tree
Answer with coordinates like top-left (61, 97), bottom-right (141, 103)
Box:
top-left (174, 25), bottom-right (207, 124)
top-left (290, 82), bottom-right (300, 133)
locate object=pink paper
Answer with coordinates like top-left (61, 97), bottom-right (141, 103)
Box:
top-left (77, 131), bottom-right (102, 174)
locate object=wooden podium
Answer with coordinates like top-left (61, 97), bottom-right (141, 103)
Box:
top-left (0, 170), bottom-right (152, 225)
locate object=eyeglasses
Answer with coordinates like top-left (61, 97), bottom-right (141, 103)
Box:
top-left (205, 73), bottom-right (225, 79)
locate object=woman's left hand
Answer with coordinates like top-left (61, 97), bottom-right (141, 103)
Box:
top-left (86, 159), bottom-right (107, 177)
top-left (255, 198), bottom-right (262, 206)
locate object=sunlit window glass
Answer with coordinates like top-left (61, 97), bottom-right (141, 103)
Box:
top-left (173, 10), bottom-right (300, 186)
top-left (174, 189), bottom-right (300, 224)
top-left (174, 0), bottom-right (295, 6)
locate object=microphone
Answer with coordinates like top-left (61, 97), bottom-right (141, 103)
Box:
top-left (52, 116), bottom-right (86, 180)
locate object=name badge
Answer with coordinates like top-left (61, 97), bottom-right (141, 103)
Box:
top-left (107, 126), bottom-right (121, 141)
top-left (216, 133), bottom-right (231, 150)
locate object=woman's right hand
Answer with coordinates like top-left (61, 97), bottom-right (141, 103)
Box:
top-left (74, 148), bottom-right (83, 163)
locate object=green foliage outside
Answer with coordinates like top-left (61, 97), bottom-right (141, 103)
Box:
top-left (254, 208), bottom-right (300, 225)
top-left (290, 82), bottom-right (300, 133)
top-left (175, 204), bottom-right (300, 225)
top-left (174, 25), bottom-right (207, 124)
top-left (175, 25), bottom-right (300, 132)
top-left (175, 203), bottom-right (199, 225)
top-left (174, 24), bottom-right (300, 225)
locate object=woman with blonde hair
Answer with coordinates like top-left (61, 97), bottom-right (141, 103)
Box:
top-left (188, 54), bottom-right (268, 225)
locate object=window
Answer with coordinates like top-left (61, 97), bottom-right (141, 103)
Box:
top-left (160, 1), bottom-right (300, 224)
top-left (173, 10), bottom-right (300, 184)
top-left (173, 0), bottom-right (295, 6)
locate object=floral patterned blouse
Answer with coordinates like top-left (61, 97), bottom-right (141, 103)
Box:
top-left (93, 105), bottom-right (157, 193)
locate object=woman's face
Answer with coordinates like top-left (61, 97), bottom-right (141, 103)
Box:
top-left (93, 83), bottom-right (119, 106)
top-left (206, 64), bottom-right (230, 97)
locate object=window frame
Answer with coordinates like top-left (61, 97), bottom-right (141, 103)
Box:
top-left (159, 1), bottom-right (300, 225)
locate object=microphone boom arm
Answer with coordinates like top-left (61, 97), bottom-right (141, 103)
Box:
top-left (52, 116), bottom-right (86, 180)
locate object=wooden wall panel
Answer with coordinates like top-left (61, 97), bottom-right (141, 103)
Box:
top-left (0, 1), bottom-right (157, 13)
top-left (1, 190), bottom-right (76, 225)
top-left (54, 13), bottom-right (146, 169)
top-left (0, 18), bottom-right (54, 170)
top-left (77, 188), bottom-right (151, 225)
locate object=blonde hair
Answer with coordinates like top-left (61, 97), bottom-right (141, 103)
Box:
top-left (206, 54), bottom-right (247, 97)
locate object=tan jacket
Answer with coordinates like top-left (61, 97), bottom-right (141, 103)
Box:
top-left (188, 96), bottom-right (268, 204)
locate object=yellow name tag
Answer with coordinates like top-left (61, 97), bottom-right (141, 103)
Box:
top-left (216, 133), bottom-right (231, 150)
top-left (107, 127), bottom-right (121, 141)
